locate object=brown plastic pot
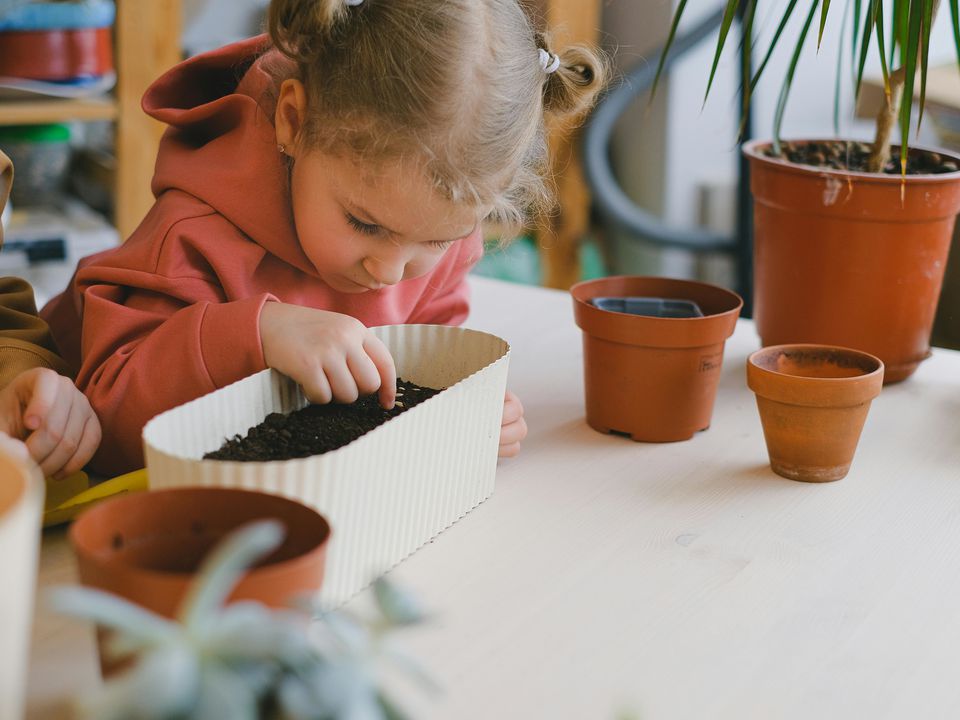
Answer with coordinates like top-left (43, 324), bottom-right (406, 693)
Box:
top-left (571, 276), bottom-right (743, 442)
top-left (745, 139), bottom-right (960, 384)
top-left (747, 344), bottom-right (884, 482)
top-left (70, 486), bottom-right (331, 619)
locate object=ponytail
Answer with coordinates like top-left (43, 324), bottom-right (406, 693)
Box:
top-left (269, 0), bottom-right (360, 63)
top-left (538, 35), bottom-right (606, 123)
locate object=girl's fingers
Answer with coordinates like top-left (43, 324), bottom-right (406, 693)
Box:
top-left (500, 417), bottom-right (528, 446)
top-left (33, 391), bottom-right (84, 478)
top-left (346, 347), bottom-right (383, 398)
top-left (59, 412), bottom-right (102, 478)
top-left (25, 376), bottom-right (73, 469)
top-left (363, 336), bottom-right (397, 409)
top-left (300, 367), bottom-right (333, 405)
top-left (324, 359), bottom-right (360, 404)
top-left (498, 441), bottom-right (522, 458)
top-left (21, 368), bottom-right (60, 432)
top-left (502, 392), bottom-right (524, 425)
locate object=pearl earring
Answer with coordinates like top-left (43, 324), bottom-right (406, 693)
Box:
top-left (277, 143), bottom-right (286, 154)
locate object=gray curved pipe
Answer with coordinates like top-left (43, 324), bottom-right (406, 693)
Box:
top-left (583, 8), bottom-right (736, 252)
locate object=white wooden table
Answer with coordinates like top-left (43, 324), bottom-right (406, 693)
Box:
top-left (27, 276), bottom-right (960, 719)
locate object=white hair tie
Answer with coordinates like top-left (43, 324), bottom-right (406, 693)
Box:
top-left (539, 49), bottom-right (560, 74)
top-left (345, 0), bottom-right (363, 5)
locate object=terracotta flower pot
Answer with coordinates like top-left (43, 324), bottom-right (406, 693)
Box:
top-left (571, 276), bottom-right (743, 442)
top-left (744, 139), bottom-right (960, 384)
top-left (0, 449), bottom-right (44, 720)
top-left (70, 486), bottom-right (331, 620)
top-left (747, 344), bottom-right (884, 482)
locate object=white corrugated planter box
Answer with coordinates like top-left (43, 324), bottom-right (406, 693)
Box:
top-left (143, 324), bottom-right (509, 605)
top-left (0, 449), bottom-right (44, 720)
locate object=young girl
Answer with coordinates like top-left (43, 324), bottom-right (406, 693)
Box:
top-left (1, 151), bottom-right (101, 478)
top-left (42, 0), bottom-right (604, 476)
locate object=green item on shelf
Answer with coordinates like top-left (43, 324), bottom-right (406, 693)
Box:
top-left (580, 236), bottom-right (606, 281)
top-left (0, 124), bottom-right (71, 143)
top-left (0, 124), bottom-right (72, 207)
top-left (473, 235), bottom-right (541, 285)
top-left (472, 234), bottom-right (608, 286)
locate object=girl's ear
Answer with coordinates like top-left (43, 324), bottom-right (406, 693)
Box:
top-left (275, 78), bottom-right (308, 154)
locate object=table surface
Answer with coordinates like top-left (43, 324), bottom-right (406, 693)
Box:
top-left (27, 276), bottom-right (960, 719)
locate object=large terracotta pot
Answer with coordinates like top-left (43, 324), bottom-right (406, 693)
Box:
top-left (571, 276), bottom-right (742, 442)
top-left (747, 344), bottom-right (884, 482)
top-left (0, 447), bottom-right (44, 720)
top-left (70, 486), bottom-right (331, 620)
top-left (744, 139), bottom-right (960, 383)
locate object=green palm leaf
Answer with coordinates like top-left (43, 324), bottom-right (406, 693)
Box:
top-left (951, 0), bottom-right (960, 73)
top-left (917, 0), bottom-right (935, 130)
top-left (899, 0), bottom-right (924, 172)
top-left (774, 0), bottom-right (822, 154)
top-left (855, 0), bottom-right (878, 101)
top-left (704, 0), bottom-right (742, 106)
top-left (819, 0), bottom-right (834, 48)
top-left (740, 0), bottom-right (758, 134)
top-left (852, 0), bottom-right (863, 75)
top-left (753, 0), bottom-right (802, 88)
top-left (650, 0), bottom-right (689, 102)
top-left (834, 0), bottom-right (851, 134)
top-left (894, 0), bottom-right (910, 63)
top-left (875, 1), bottom-right (891, 94)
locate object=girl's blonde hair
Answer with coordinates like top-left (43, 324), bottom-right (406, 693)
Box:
top-left (267, 0), bottom-right (605, 227)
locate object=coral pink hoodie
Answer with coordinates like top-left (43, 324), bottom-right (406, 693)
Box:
top-left (42, 36), bottom-right (483, 475)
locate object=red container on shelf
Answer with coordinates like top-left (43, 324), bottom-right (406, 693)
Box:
top-left (0, 27), bottom-right (114, 80)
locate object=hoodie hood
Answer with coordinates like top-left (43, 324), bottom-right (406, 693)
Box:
top-left (142, 35), bottom-right (316, 275)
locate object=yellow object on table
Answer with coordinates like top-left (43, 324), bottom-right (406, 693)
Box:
top-left (42, 468), bottom-right (148, 527)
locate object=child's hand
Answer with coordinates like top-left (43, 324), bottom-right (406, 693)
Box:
top-left (499, 390), bottom-right (527, 458)
top-left (259, 302), bottom-right (397, 408)
top-left (0, 368), bottom-right (102, 478)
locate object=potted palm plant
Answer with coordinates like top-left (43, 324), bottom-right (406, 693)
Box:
top-left (657, 0), bottom-right (960, 383)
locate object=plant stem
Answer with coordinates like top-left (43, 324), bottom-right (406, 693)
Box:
top-left (867, 0), bottom-right (941, 173)
top-left (867, 65), bottom-right (906, 172)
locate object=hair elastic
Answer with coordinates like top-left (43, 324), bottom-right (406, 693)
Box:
top-left (345, 0), bottom-right (364, 5)
top-left (538, 49), bottom-right (560, 74)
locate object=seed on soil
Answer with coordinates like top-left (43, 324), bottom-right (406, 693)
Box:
top-left (204, 378), bottom-right (441, 462)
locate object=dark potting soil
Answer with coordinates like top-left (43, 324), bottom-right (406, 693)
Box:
top-left (204, 379), bottom-right (441, 462)
top-left (765, 140), bottom-right (959, 175)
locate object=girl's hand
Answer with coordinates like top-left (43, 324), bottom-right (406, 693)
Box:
top-left (0, 368), bottom-right (102, 478)
top-left (259, 302), bottom-right (397, 408)
top-left (499, 390), bottom-right (527, 458)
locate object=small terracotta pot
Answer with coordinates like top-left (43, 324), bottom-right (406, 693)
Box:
top-left (70, 486), bottom-right (331, 619)
top-left (71, 486), bottom-right (331, 677)
top-left (745, 139), bottom-right (960, 383)
top-left (747, 344), bottom-right (884, 482)
top-left (571, 276), bottom-right (743, 442)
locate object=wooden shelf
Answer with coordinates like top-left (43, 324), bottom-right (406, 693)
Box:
top-left (0, 97), bottom-right (118, 126)
top-left (0, 0), bottom-right (181, 238)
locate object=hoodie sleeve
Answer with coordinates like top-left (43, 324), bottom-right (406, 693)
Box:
top-left (0, 150), bottom-right (71, 387)
top-left (407, 227), bottom-right (484, 326)
top-left (0, 277), bottom-right (71, 388)
top-left (44, 213), bottom-right (275, 475)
